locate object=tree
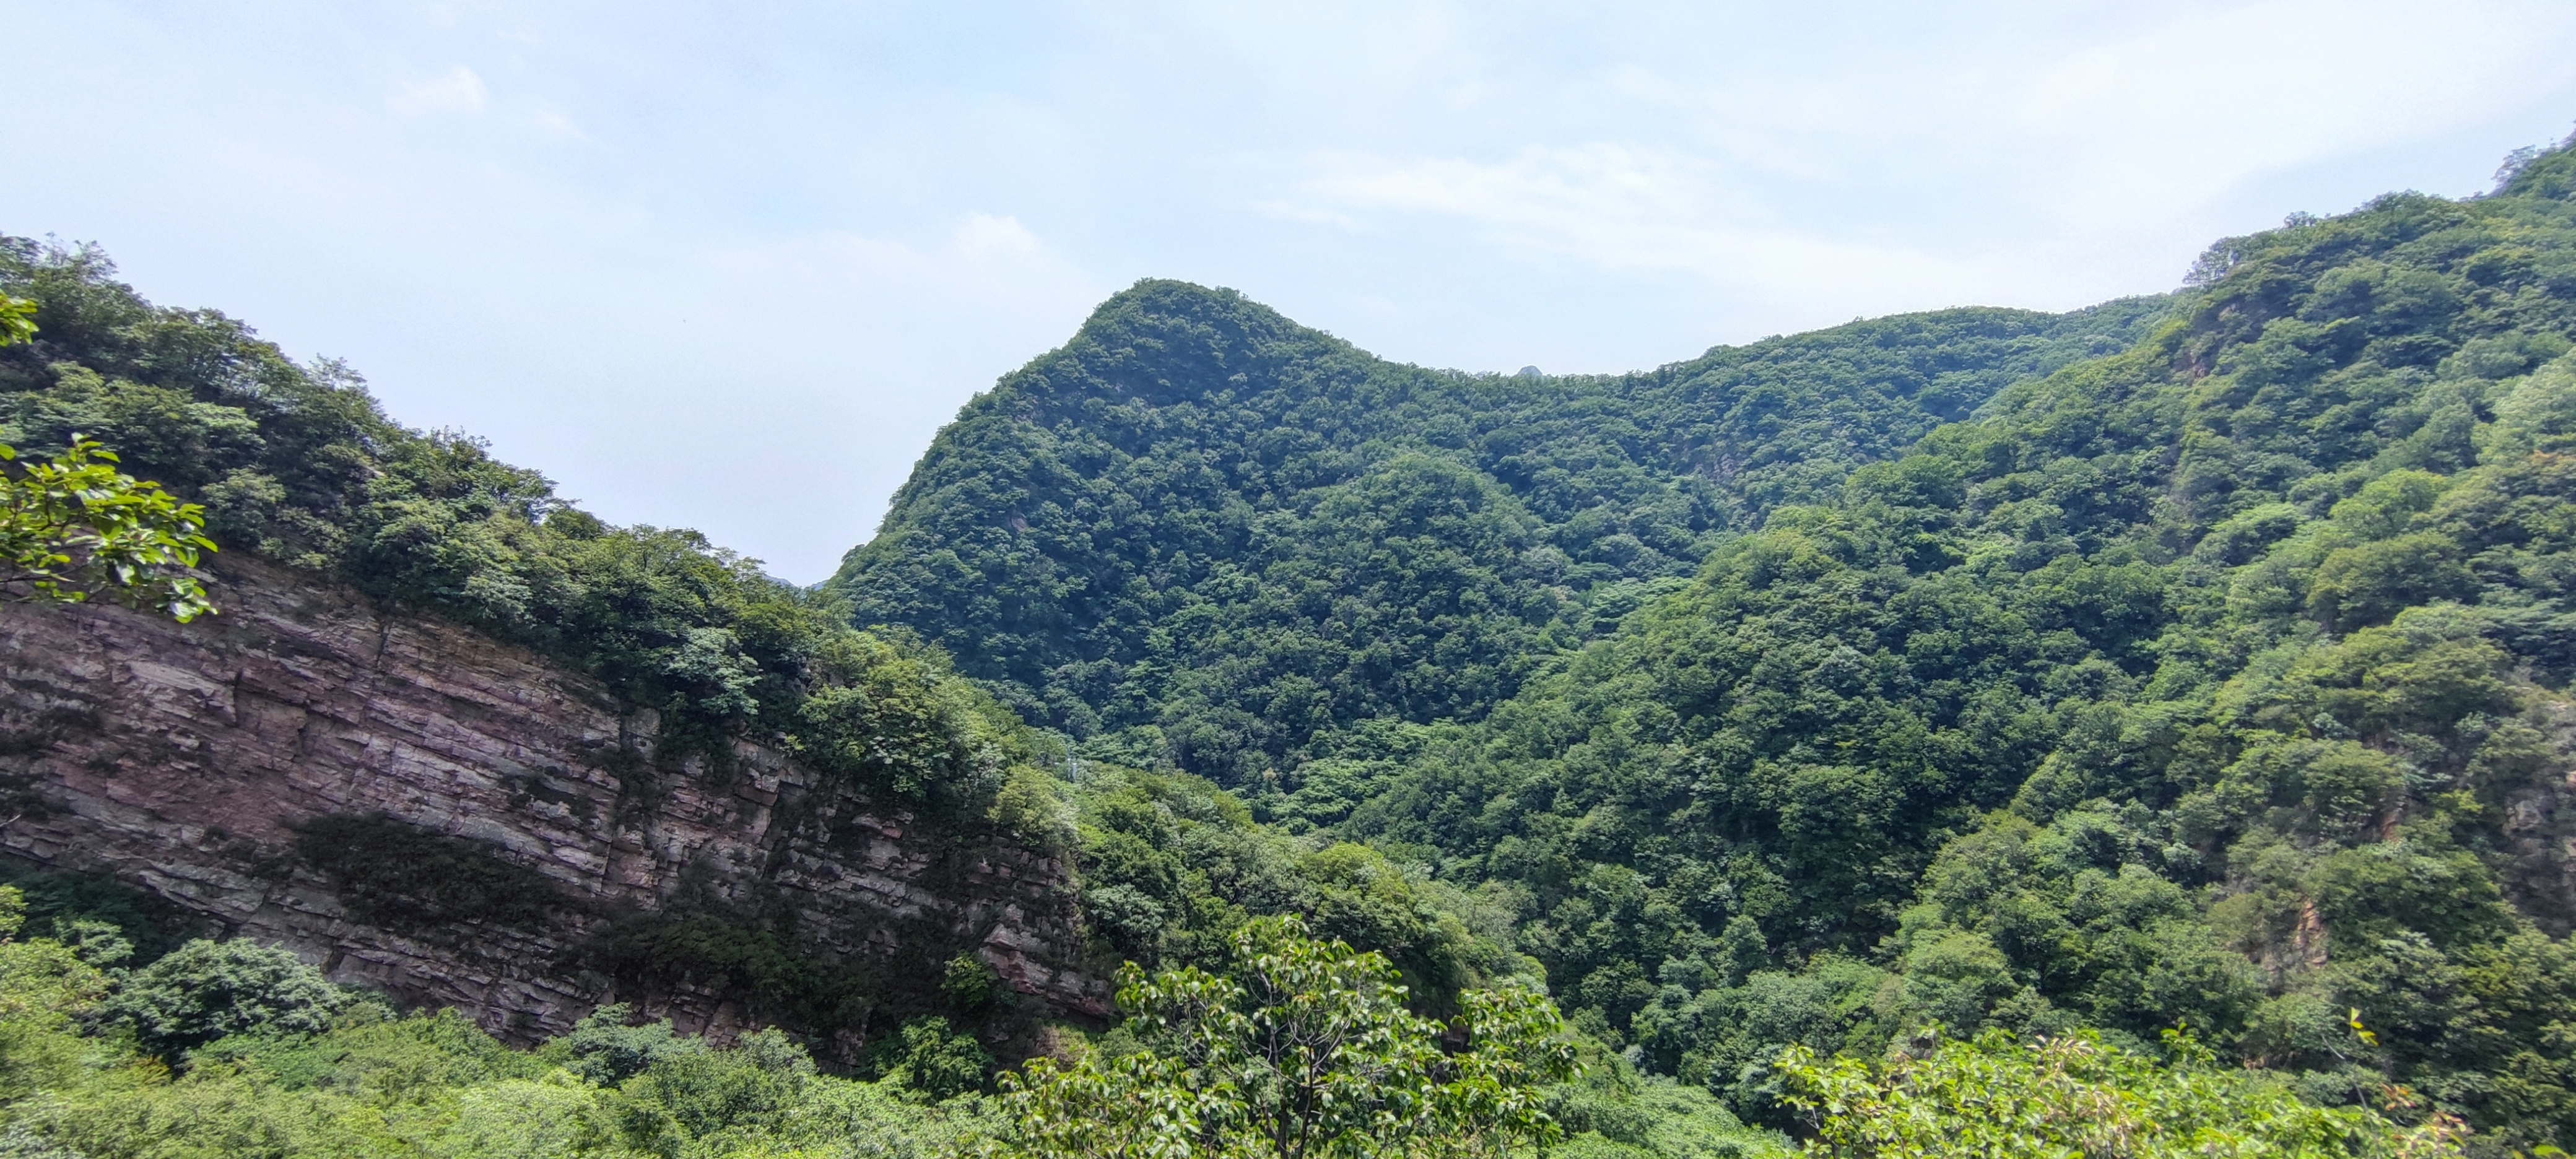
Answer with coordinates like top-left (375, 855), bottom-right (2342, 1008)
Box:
top-left (1775, 1027), bottom-right (2467, 1159)
top-left (0, 294), bottom-right (33, 347)
top-left (1, 436), bottom-right (219, 621)
top-left (885, 1015), bottom-right (993, 1100)
top-left (98, 938), bottom-right (350, 1057)
top-left (0, 299), bottom-right (216, 622)
top-left (544, 1002), bottom-right (707, 1085)
top-left (994, 915), bottom-right (1578, 1158)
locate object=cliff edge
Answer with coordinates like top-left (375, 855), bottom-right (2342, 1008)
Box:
top-left (0, 555), bottom-right (1108, 1062)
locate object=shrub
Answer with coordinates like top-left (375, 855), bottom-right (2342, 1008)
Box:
top-left (544, 1002), bottom-right (706, 1086)
top-left (887, 1015), bottom-right (991, 1101)
top-left (1777, 1028), bottom-right (2463, 1158)
top-left (98, 939), bottom-right (349, 1057)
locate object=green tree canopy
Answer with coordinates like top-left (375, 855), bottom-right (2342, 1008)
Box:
top-left (0, 298), bottom-right (214, 622)
top-left (1778, 1027), bottom-right (2466, 1158)
top-left (98, 938), bottom-right (352, 1058)
top-left (1, 435), bottom-right (217, 621)
top-left (995, 915), bottom-right (1578, 1158)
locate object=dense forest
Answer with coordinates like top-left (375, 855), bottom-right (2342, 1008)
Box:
top-left (1, 132), bottom-right (2573, 1157)
top-left (828, 137), bottom-right (2576, 1152)
top-left (826, 287), bottom-right (2170, 779)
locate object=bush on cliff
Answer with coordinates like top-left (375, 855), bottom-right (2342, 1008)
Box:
top-left (0, 298), bottom-right (213, 623)
top-left (97, 938), bottom-right (356, 1059)
top-left (0, 237), bottom-right (1035, 812)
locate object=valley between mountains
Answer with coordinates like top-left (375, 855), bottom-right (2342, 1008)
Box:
top-left (3, 138), bottom-right (2576, 1156)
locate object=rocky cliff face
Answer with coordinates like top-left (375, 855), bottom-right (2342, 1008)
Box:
top-left (0, 556), bottom-right (1107, 1060)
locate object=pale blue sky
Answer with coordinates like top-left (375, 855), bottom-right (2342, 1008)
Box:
top-left (8, 1), bottom-right (2576, 580)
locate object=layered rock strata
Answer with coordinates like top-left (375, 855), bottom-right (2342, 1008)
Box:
top-left (0, 557), bottom-right (1106, 1058)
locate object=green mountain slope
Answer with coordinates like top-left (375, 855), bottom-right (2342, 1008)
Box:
top-left (844, 139), bottom-right (2576, 1150)
top-left (9, 129), bottom-right (2576, 1156)
top-left (1310, 146), bottom-right (2576, 1147)
top-left (0, 237), bottom-right (1565, 1049)
top-left (0, 237), bottom-right (1040, 815)
top-left (827, 287), bottom-right (2169, 780)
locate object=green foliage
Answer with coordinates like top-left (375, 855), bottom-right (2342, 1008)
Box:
top-left (1545, 1054), bottom-right (1792, 1158)
top-left (0, 435), bottom-right (216, 620)
top-left (0, 237), bottom-right (1074, 1056)
top-left (0, 295), bottom-right (33, 348)
top-left (546, 1004), bottom-right (710, 1087)
top-left (98, 938), bottom-right (353, 1058)
top-left (0, 237), bottom-right (1029, 810)
top-left (1127, 137), bottom-right (2576, 1152)
top-left (582, 897), bottom-right (855, 1037)
top-left (0, 887), bottom-right (116, 1106)
top-left (829, 282), bottom-right (2170, 780)
top-left (1061, 762), bottom-right (1535, 1011)
top-left (879, 1015), bottom-right (992, 1100)
top-left (994, 914), bottom-right (1578, 1158)
top-left (942, 955), bottom-right (999, 1013)
top-left (11, 126), bottom-right (2576, 1158)
top-left (795, 630), bottom-right (1026, 805)
top-left (824, 136), bottom-right (2576, 1152)
top-left (0, 918), bottom-right (998, 1157)
top-left (1777, 1027), bottom-right (2463, 1158)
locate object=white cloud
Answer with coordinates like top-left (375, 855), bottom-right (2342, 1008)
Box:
top-left (11, 0), bottom-right (2576, 574)
top-left (1290, 143), bottom-right (1993, 317)
top-left (1270, 0), bottom-right (2576, 321)
top-left (2007, 0), bottom-right (2576, 222)
top-left (528, 106), bottom-right (587, 140)
top-left (1302, 144), bottom-right (1742, 267)
top-left (954, 212), bottom-right (1040, 258)
top-left (390, 65), bottom-right (486, 115)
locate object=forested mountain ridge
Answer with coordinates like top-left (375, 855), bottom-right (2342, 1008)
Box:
top-left (0, 235), bottom-right (1105, 1062)
top-left (1299, 143), bottom-right (2576, 1148)
top-left (838, 138), bottom-right (2576, 1152)
top-left (827, 284), bottom-right (2170, 780)
top-left (0, 236), bottom-right (1622, 1157)
top-left (2, 129), bottom-right (2575, 1157)
top-left (0, 238), bottom-right (1036, 814)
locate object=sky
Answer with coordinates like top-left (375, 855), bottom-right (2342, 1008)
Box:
top-left (7, 1), bottom-right (2576, 582)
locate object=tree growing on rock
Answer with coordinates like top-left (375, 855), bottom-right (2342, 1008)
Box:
top-left (0, 297), bottom-right (216, 622)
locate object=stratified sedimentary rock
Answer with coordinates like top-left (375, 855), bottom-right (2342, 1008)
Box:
top-left (0, 556), bottom-right (1108, 1061)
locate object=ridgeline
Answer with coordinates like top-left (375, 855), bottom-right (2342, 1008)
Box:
top-left (2, 136), bottom-right (2575, 1157)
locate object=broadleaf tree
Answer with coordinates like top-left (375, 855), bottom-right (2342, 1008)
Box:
top-left (1776, 1027), bottom-right (2469, 1159)
top-left (1, 435), bottom-right (218, 621)
top-left (0, 300), bottom-right (217, 622)
top-left (994, 915), bottom-right (1578, 1158)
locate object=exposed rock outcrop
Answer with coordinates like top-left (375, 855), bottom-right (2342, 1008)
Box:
top-left (0, 556), bottom-right (1107, 1060)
